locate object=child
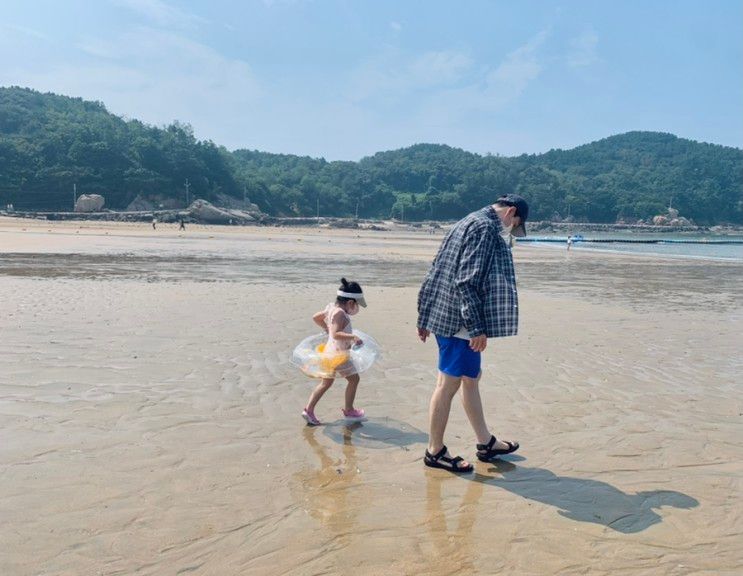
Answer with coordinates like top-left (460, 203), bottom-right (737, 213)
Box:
top-left (302, 278), bottom-right (367, 426)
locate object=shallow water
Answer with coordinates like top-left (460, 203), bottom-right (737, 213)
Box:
top-left (2, 243), bottom-right (740, 313)
top-left (524, 233), bottom-right (743, 261)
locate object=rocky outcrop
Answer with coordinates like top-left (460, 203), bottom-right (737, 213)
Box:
top-left (652, 207), bottom-right (693, 227)
top-left (187, 199), bottom-right (260, 224)
top-left (74, 194), bottom-right (105, 212)
top-left (213, 192), bottom-right (261, 212)
top-left (653, 215), bottom-right (692, 226)
top-left (125, 195), bottom-right (155, 212)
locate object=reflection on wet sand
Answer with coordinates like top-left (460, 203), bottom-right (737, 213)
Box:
top-left (0, 252), bottom-right (431, 285)
top-left (294, 426), bottom-right (362, 548)
top-left (419, 472), bottom-right (484, 576)
top-left (297, 423), bottom-right (488, 576)
top-left (322, 417), bottom-right (428, 450)
top-left (470, 458), bottom-right (699, 533)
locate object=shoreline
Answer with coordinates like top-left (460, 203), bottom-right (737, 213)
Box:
top-left (0, 215), bottom-right (703, 250)
top-left (2, 210), bottom-right (742, 236)
top-left (2, 217), bottom-right (740, 270)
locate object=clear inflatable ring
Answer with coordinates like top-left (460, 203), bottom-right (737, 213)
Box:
top-left (292, 330), bottom-right (380, 379)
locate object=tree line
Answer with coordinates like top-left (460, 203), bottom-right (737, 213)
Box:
top-left (1, 87), bottom-right (741, 224)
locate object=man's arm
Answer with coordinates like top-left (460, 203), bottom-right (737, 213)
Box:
top-left (416, 271), bottom-right (433, 342)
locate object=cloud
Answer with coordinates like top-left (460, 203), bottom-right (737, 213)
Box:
top-left (413, 30), bottom-right (548, 119)
top-left (1, 26), bottom-right (263, 148)
top-left (0, 24), bottom-right (50, 41)
top-left (112, 0), bottom-right (208, 29)
top-left (259, 0), bottom-right (308, 6)
top-left (0, 7), bottom-right (555, 160)
top-left (410, 51), bottom-right (473, 86)
top-left (77, 40), bottom-right (119, 59)
top-left (567, 26), bottom-right (599, 67)
top-left (317, 32), bottom-right (550, 157)
top-left (390, 21), bottom-right (402, 32)
top-left (348, 49), bottom-right (473, 103)
top-left (483, 30), bottom-right (546, 104)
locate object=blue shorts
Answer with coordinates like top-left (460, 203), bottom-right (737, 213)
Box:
top-left (435, 335), bottom-right (481, 379)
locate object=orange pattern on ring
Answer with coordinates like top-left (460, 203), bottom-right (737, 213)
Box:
top-left (314, 344), bottom-right (351, 371)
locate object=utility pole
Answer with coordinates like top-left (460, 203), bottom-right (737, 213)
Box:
top-left (73, 183), bottom-right (77, 211)
top-left (243, 184), bottom-right (247, 205)
top-left (316, 196), bottom-right (320, 224)
top-left (184, 179), bottom-right (190, 206)
top-left (355, 198), bottom-right (360, 219)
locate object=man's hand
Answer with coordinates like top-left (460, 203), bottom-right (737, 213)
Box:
top-left (469, 335), bottom-right (487, 352)
top-left (417, 327), bottom-right (430, 342)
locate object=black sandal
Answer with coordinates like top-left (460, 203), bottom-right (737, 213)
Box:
top-left (424, 445), bottom-right (474, 473)
top-left (476, 435), bottom-right (519, 462)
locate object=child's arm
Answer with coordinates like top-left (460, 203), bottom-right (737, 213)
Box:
top-left (312, 310), bottom-right (328, 332)
top-left (328, 311), bottom-right (362, 344)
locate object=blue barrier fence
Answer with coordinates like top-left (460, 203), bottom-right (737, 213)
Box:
top-left (516, 237), bottom-right (743, 245)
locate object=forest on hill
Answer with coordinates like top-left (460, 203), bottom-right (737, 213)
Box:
top-left (1, 87), bottom-right (741, 224)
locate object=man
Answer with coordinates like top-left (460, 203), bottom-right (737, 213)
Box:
top-left (417, 194), bottom-right (529, 473)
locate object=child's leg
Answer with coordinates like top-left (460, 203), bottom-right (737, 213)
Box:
top-left (344, 374), bottom-right (360, 411)
top-left (306, 378), bottom-right (334, 412)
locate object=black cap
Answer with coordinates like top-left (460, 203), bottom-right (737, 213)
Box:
top-left (496, 194), bottom-right (529, 237)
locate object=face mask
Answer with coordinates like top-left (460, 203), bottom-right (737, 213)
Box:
top-left (499, 208), bottom-right (516, 240)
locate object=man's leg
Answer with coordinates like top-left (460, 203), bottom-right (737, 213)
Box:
top-left (428, 371), bottom-right (463, 454)
top-left (461, 373), bottom-right (492, 445)
top-left (461, 374), bottom-right (517, 452)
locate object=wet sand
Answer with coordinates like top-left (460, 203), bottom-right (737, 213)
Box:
top-left (1, 218), bottom-right (741, 575)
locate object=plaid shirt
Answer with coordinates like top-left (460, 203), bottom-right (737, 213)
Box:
top-left (417, 206), bottom-right (519, 338)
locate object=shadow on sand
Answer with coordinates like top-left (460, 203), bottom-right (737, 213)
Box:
top-left (315, 419), bottom-right (697, 534)
top-left (465, 457), bottom-right (698, 533)
top-left (322, 417), bottom-right (428, 450)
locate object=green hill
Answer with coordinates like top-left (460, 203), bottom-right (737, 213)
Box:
top-left (517, 132), bottom-right (743, 224)
top-left (1, 87), bottom-right (741, 224)
top-left (0, 87), bottom-right (240, 211)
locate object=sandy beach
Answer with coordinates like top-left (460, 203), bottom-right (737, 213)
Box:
top-left (1, 217), bottom-right (741, 575)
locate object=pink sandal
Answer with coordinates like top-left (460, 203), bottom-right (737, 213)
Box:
top-left (302, 408), bottom-right (321, 426)
top-left (342, 408), bottom-right (366, 422)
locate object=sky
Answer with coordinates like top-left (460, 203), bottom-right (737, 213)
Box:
top-left (1, 0), bottom-right (742, 160)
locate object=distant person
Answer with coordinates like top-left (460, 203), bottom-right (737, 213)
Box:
top-left (417, 194), bottom-right (529, 473)
top-left (152, 217), bottom-right (157, 230)
top-left (567, 236), bottom-right (573, 251)
top-left (302, 278), bottom-right (368, 426)
top-left (179, 219), bottom-right (186, 231)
